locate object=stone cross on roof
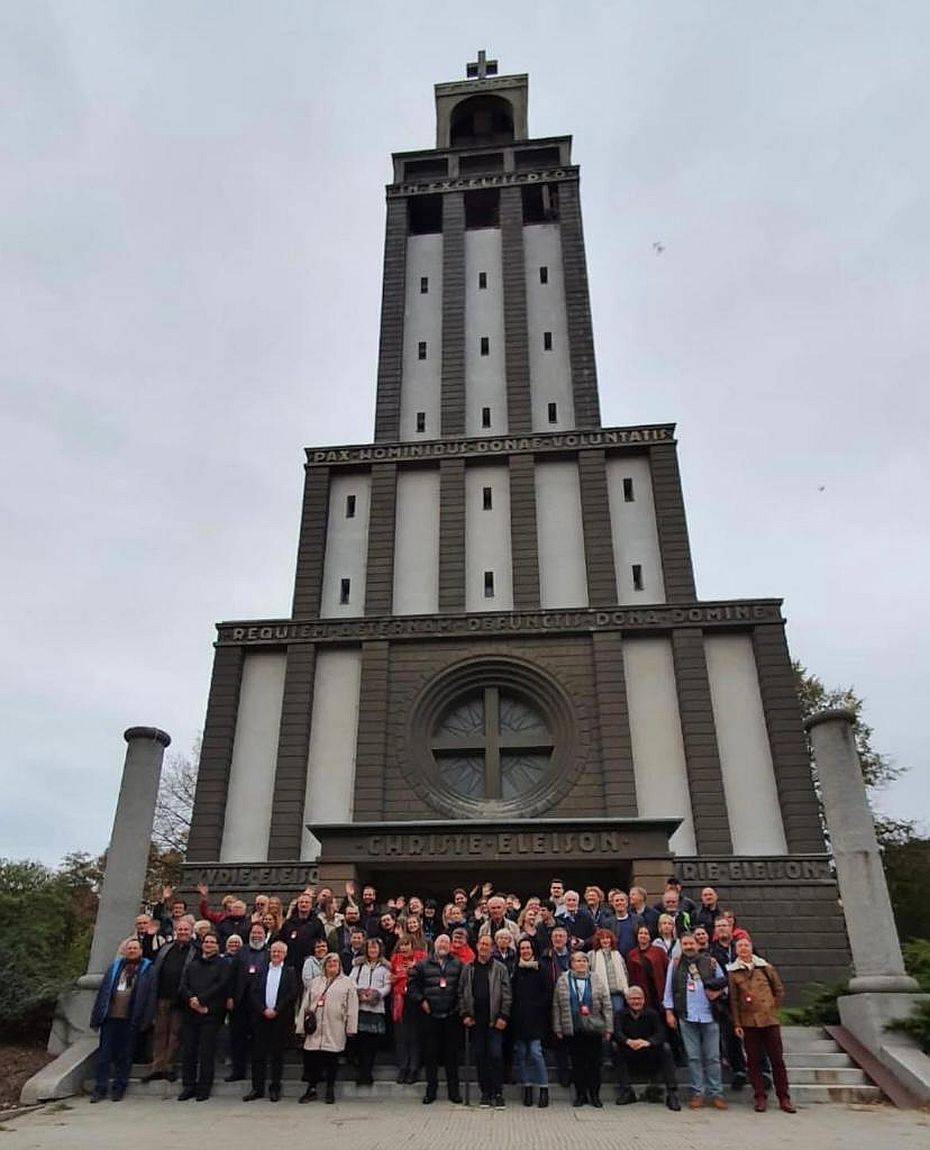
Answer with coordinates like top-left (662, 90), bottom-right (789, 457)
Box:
top-left (466, 50), bottom-right (498, 80)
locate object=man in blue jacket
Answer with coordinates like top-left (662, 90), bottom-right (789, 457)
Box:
top-left (90, 938), bottom-right (155, 1102)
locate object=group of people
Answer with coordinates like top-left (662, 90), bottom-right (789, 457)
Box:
top-left (89, 875), bottom-right (796, 1114)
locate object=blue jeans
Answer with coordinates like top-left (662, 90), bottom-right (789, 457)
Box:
top-left (513, 1038), bottom-right (548, 1086)
top-left (679, 1018), bottom-right (722, 1098)
top-left (95, 1019), bottom-right (134, 1096)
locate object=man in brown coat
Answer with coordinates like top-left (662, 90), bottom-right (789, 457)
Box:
top-left (727, 937), bottom-right (796, 1113)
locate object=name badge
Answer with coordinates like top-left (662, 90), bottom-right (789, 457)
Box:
top-left (439, 977), bottom-right (447, 989)
top-left (686, 979), bottom-right (697, 992)
top-left (249, 965), bottom-right (256, 974)
top-left (316, 999), bottom-right (325, 1009)
top-left (579, 1005), bottom-right (590, 1016)
top-left (744, 994), bottom-right (753, 1003)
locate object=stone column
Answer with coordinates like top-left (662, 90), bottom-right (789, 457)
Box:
top-left (86, 726), bottom-right (171, 976)
top-left (805, 709), bottom-right (930, 1103)
top-left (804, 709), bottom-right (916, 993)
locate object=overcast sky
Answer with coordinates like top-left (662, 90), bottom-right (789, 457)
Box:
top-left (2, 1), bottom-right (928, 866)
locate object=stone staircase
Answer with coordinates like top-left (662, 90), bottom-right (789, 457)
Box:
top-left (92, 1025), bottom-right (884, 1105)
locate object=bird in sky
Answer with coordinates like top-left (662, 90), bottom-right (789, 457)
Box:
top-left (653, 241), bottom-right (665, 254)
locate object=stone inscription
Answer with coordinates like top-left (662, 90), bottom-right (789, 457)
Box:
top-left (676, 858), bottom-right (833, 884)
top-left (217, 601), bottom-right (782, 647)
top-left (184, 863), bottom-right (319, 891)
top-left (388, 165), bottom-right (579, 199)
top-left (361, 830), bottom-right (627, 860)
top-left (307, 426), bottom-right (673, 467)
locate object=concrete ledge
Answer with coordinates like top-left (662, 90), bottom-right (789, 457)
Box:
top-left (20, 1035), bottom-right (97, 1104)
top-left (838, 992), bottom-right (930, 1104)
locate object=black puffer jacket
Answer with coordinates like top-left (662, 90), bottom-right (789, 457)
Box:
top-left (510, 961), bottom-right (551, 1042)
top-left (178, 953), bottom-right (232, 1018)
top-left (406, 953), bottom-right (464, 1019)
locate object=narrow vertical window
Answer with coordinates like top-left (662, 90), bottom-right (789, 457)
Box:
top-left (484, 570), bottom-right (495, 598)
top-left (632, 564), bottom-right (644, 592)
top-left (482, 486), bottom-right (493, 510)
top-left (480, 336), bottom-right (490, 356)
top-left (547, 401), bottom-right (558, 424)
top-left (420, 275), bottom-right (429, 294)
top-left (543, 330), bottom-right (553, 351)
top-left (416, 411), bottom-right (426, 433)
top-left (345, 494), bottom-right (356, 518)
top-left (339, 578), bottom-right (351, 605)
top-left (418, 341), bottom-right (427, 360)
top-left (622, 477), bottom-right (635, 502)
top-left (478, 271), bottom-right (488, 290)
top-left (481, 406), bottom-right (491, 428)
top-left (539, 265), bottom-right (548, 284)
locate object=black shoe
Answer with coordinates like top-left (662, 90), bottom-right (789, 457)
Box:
top-left (479, 1094), bottom-right (491, 1108)
top-left (140, 1072), bottom-right (162, 1084)
top-left (616, 1087), bottom-right (637, 1105)
top-left (269, 1087), bottom-right (281, 1102)
top-left (422, 1092), bottom-right (436, 1105)
top-left (558, 1071), bottom-right (572, 1088)
top-left (325, 1085), bottom-right (335, 1104)
top-left (538, 1087), bottom-right (549, 1108)
top-left (523, 1087), bottom-right (534, 1107)
top-left (242, 1090), bottom-right (264, 1102)
top-left (731, 1073), bottom-right (747, 1091)
top-left (449, 1093), bottom-right (463, 1104)
top-left (166, 1071), bottom-right (177, 1083)
top-left (90, 1092), bottom-right (106, 1104)
top-left (177, 1089), bottom-right (197, 1101)
top-left (225, 1074), bottom-right (245, 1083)
top-left (110, 1089), bottom-right (125, 1102)
top-left (195, 1093), bottom-right (210, 1101)
top-left (590, 1090), bottom-right (603, 1109)
top-left (492, 1094), bottom-right (506, 1109)
top-left (396, 1071), bottom-right (407, 1084)
top-left (666, 1090), bottom-right (681, 1112)
top-left (573, 1091), bottom-right (587, 1108)
top-left (299, 1087), bottom-right (317, 1103)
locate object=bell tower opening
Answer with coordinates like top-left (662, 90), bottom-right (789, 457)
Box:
top-left (450, 94), bottom-right (515, 147)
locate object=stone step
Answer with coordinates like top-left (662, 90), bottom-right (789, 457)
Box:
top-left (87, 1078), bottom-right (884, 1106)
top-left (783, 1052), bottom-right (854, 1068)
top-left (781, 1038), bottom-right (843, 1053)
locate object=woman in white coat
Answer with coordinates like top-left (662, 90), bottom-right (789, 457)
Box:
top-left (350, 937), bottom-right (391, 1086)
top-left (296, 952), bottom-right (359, 1104)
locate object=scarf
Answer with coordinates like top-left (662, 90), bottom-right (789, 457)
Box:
top-left (591, 949), bottom-right (623, 994)
top-left (517, 958), bottom-right (538, 970)
top-left (568, 972), bottom-right (592, 1026)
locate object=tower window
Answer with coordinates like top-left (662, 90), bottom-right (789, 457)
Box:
top-left (483, 570), bottom-right (495, 598)
top-left (543, 331), bottom-right (553, 351)
top-left (481, 406), bottom-right (492, 428)
top-left (416, 411), bottom-right (426, 433)
top-left (539, 266), bottom-right (549, 284)
top-left (482, 486), bottom-right (493, 510)
top-left (345, 494), bottom-right (356, 518)
top-left (480, 336), bottom-right (490, 356)
top-left (420, 276), bottom-right (429, 294)
top-left (547, 402), bottom-right (558, 424)
top-left (522, 182), bottom-right (560, 224)
top-left (464, 188), bottom-right (500, 229)
top-left (632, 564), bottom-right (644, 592)
top-left (623, 477), bottom-right (635, 502)
top-left (408, 194), bottom-right (443, 236)
top-left (418, 341), bottom-right (427, 360)
top-left (339, 578), bottom-right (351, 605)
top-left (478, 271), bottom-right (487, 290)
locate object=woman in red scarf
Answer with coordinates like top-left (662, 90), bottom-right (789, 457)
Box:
top-left (390, 937), bottom-right (427, 1084)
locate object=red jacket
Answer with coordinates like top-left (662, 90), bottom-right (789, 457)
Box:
top-left (389, 948), bottom-right (427, 1022)
top-left (625, 944), bottom-right (669, 1012)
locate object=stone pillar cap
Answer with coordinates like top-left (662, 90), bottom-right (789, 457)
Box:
top-left (123, 726), bottom-right (172, 748)
top-left (803, 708), bottom-right (857, 733)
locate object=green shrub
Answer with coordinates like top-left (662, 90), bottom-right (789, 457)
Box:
top-left (887, 999), bottom-right (930, 1054)
top-left (902, 939), bottom-right (930, 992)
top-left (781, 979), bottom-right (849, 1026)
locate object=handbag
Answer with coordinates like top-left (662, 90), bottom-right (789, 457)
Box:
top-left (302, 1008), bottom-right (318, 1037)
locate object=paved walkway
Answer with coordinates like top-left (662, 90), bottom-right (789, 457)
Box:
top-left (2, 1096), bottom-right (928, 1150)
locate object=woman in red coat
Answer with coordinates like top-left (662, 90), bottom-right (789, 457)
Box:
top-left (625, 925), bottom-right (668, 1012)
top-left (389, 937), bottom-right (427, 1084)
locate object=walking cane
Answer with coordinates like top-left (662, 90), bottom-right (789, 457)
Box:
top-left (464, 1023), bottom-right (471, 1106)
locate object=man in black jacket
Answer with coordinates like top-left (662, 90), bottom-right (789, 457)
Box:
top-left (177, 932), bottom-right (232, 1101)
top-left (559, 891), bottom-right (596, 951)
top-left (407, 934), bottom-right (464, 1105)
top-left (281, 893), bottom-right (325, 972)
top-left (142, 919), bottom-right (195, 1083)
top-left (614, 986), bottom-right (681, 1110)
top-left (225, 923), bottom-right (269, 1083)
top-left (243, 941), bottom-right (299, 1102)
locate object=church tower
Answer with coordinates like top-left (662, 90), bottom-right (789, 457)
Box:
top-left (185, 54), bottom-right (849, 996)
